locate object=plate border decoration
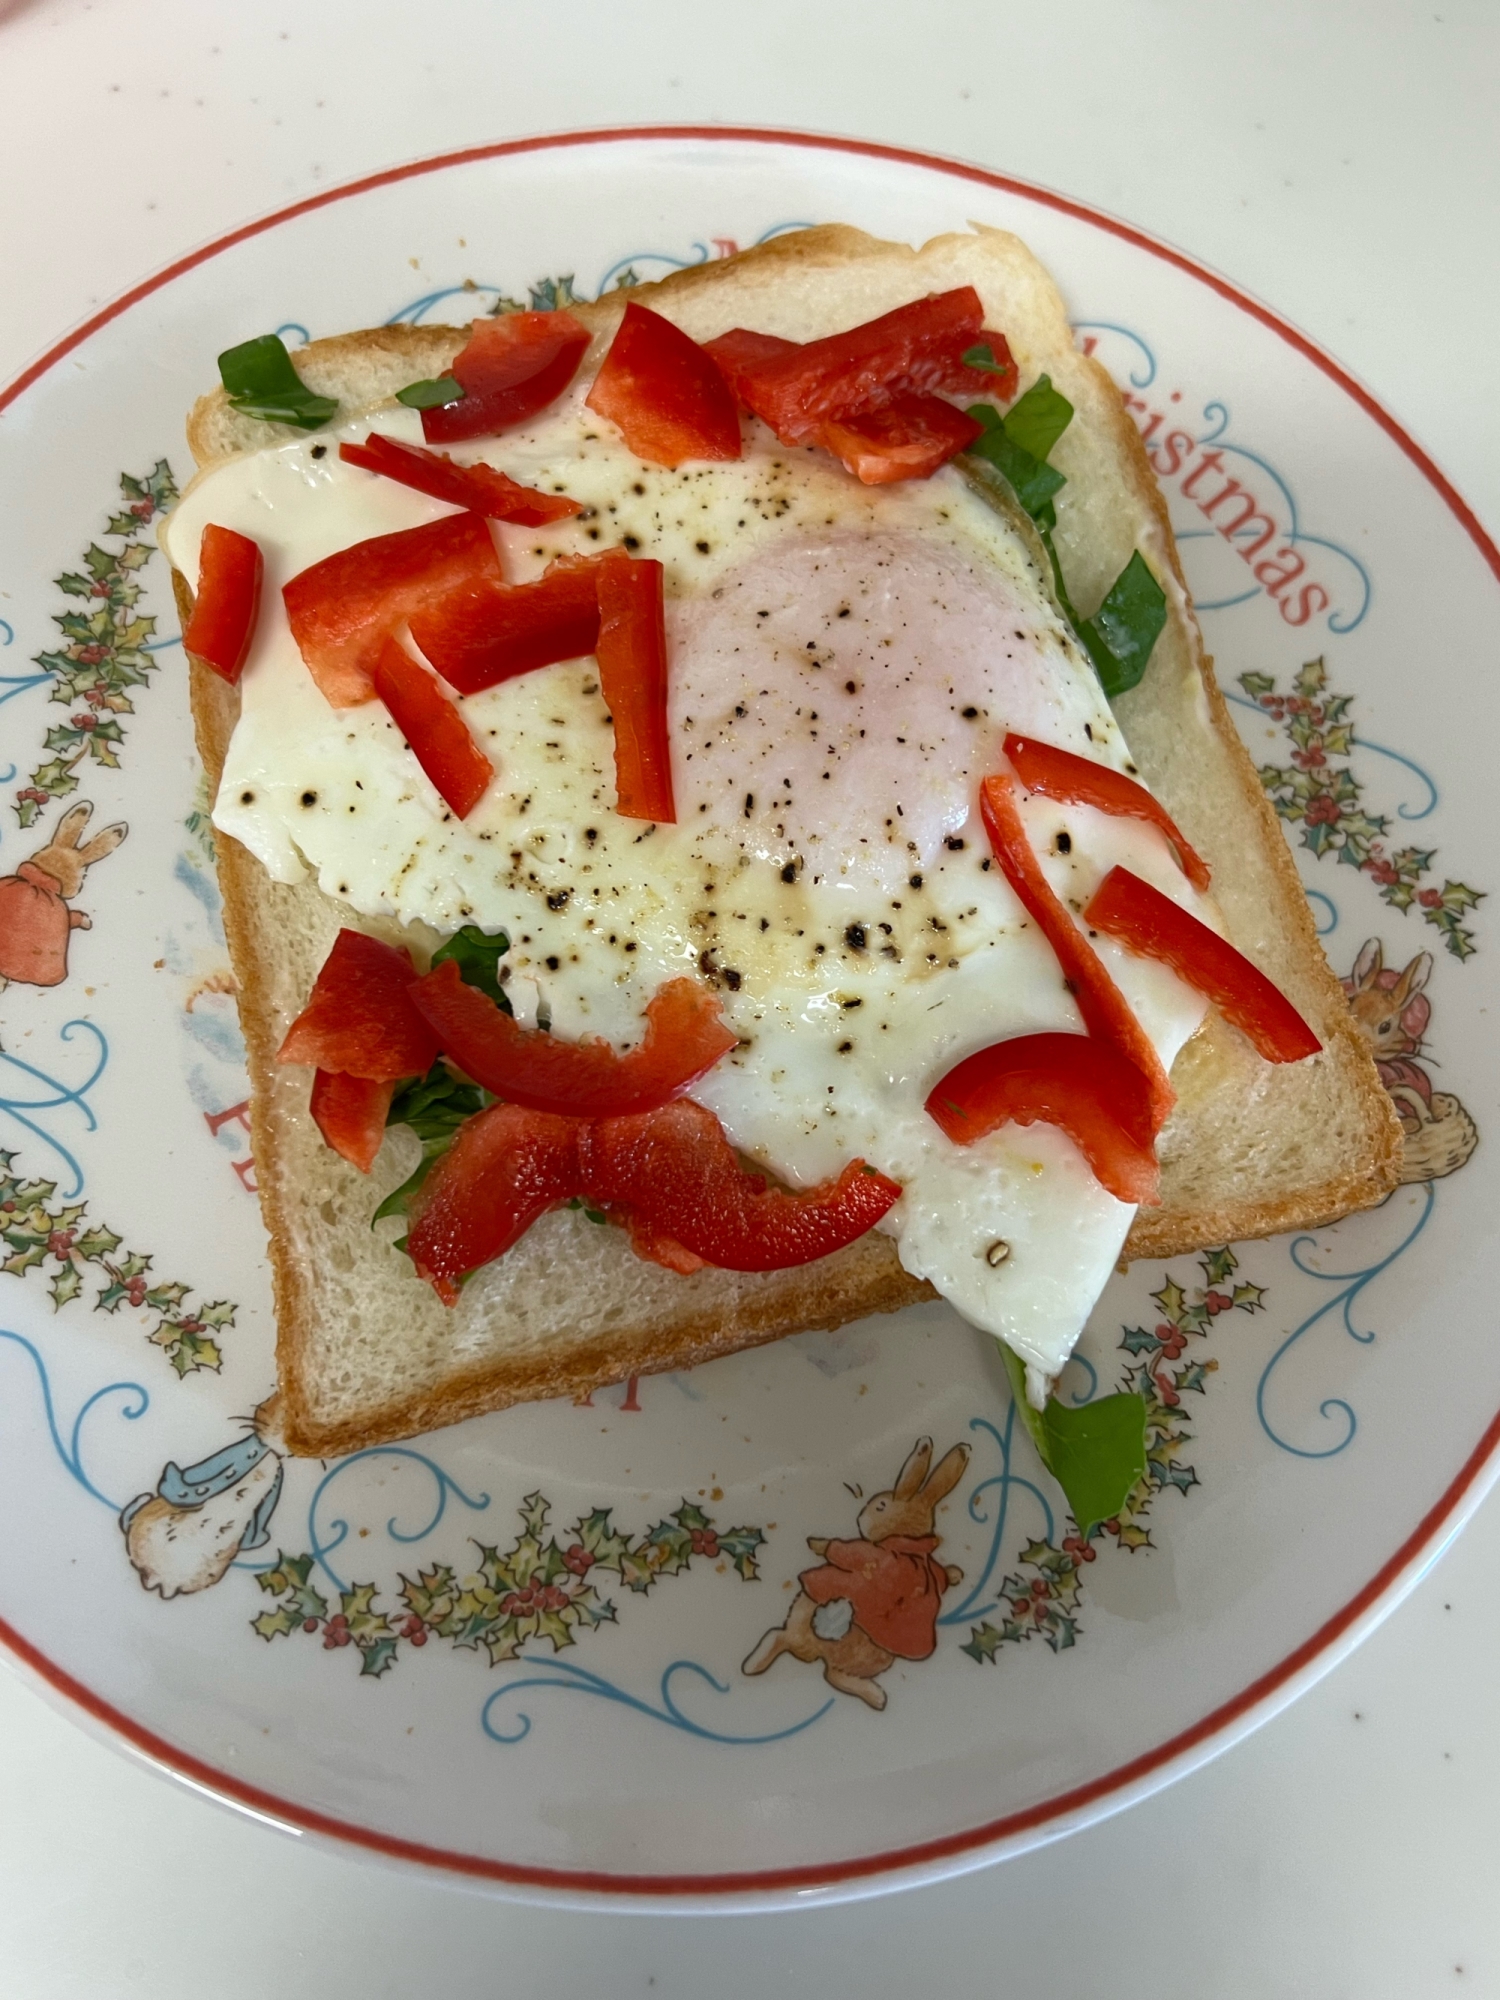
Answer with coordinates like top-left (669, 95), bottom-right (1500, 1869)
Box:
top-left (0, 125), bottom-right (1497, 1903)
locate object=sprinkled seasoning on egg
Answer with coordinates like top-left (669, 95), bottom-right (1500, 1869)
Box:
top-left (181, 380), bottom-right (1209, 1380)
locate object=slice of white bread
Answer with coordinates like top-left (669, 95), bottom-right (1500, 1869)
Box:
top-left (173, 225), bottom-right (1402, 1458)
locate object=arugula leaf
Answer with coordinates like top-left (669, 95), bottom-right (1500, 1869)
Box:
top-left (395, 375), bottom-right (466, 411)
top-left (962, 342), bottom-right (1010, 376)
top-left (387, 1062), bottom-right (484, 1143)
top-left (997, 372), bottom-right (1075, 464)
top-left (218, 334), bottom-right (338, 430)
top-left (1075, 551), bottom-right (1168, 700)
top-left (373, 1062), bottom-right (487, 1230)
top-left (1001, 1344), bottom-right (1147, 1536)
top-left (966, 418), bottom-right (1068, 522)
top-left (962, 375), bottom-right (1164, 701)
top-left (431, 925), bottom-right (512, 1012)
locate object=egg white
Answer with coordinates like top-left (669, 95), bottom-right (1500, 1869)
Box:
top-left (164, 385), bottom-right (1211, 1380)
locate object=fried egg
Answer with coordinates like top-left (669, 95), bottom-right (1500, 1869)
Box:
top-left (164, 383), bottom-right (1212, 1389)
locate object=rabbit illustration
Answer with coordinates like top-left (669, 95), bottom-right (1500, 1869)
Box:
top-left (742, 1436), bottom-right (970, 1710)
top-left (121, 1412), bottom-right (283, 1599)
top-left (1344, 938), bottom-right (1477, 1182)
top-left (0, 802), bottom-right (126, 989)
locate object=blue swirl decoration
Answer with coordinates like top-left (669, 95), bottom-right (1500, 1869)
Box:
top-left (1256, 1182), bottom-right (1436, 1459)
top-left (0, 1328), bottom-right (148, 1510)
top-left (1223, 687), bottom-right (1439, 824)
top-left (0, 1020), bottom-right (108, 1198)
top-left (305, 1444), bottom-right (492, 1593)
top-left (1071, 321), bottom-right (1157, 389)
top-left (482, 1656), bottom-right (833, 1748)
top-left (937, 1408), bottom-right (1057, 1629)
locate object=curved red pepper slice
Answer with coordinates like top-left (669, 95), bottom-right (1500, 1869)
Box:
top-left (410, 960), bottom-right (736, 1117)
top-left (1085, 866), bottom-right (1322, 1063)
top-left (278, 928), bottom-right (440, 1078)
top-left (283, 512), bottom-right (502, 708)
top-left (595, 552), bottom-right (674, 821)
top-left (408, 555), bottom-right (601, 695)
top-left (733, 289), bottom-right (1004, 444)
top-left (407, 1103), bottom-right (582, 1303)
top-left (404, 1096), bottom-right (901, 1298)
top-left (423, 310), bottom-right (592, 445)
top-left (338, 433), bottom-right (582, 524)
top-left (369, 636), bottom-right (494, 820)
top-left (1004, 733), bottom-right (1211, 892)
top-left (183, 524), bottom-right (263, 684)
top-left (585, 303), bottom-right (742, 467)
top-left (703, 327), bottom-right (799, 403)
top-left (980, 772), bottom-right (1175, 1131)
top-left (816, 395), bottom-right (984, 485)
top-left (310, 1069), bottom-right (397, 1175)
top-left (580, 1099), bottom-right (902, 1273)
top-left (925, 1031), bottom-right (1159, 1205)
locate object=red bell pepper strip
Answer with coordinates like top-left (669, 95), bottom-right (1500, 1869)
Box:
top-left (408, 555), bottom-right (602, 695)
top-left (595, 552), bottom-right (675, 822)
top-left (585, 303), bottom-right (743, 467)
top-left (283, 512), bottom-right (502, 708)
top-left (618, 1208), bottom-right (708, 1275)
top-left (182, 524), bottom-right (263, 684)
top-left (410, 960), bottom-right (736, 1116)
top-left (338, 433), bottom-right (582, 524)
top-left (925, 1031), bottom-right (1159, 1205)
top-left (1085, 866), bottom-right (1322, 1063)
top-left (407, 1103), bottom-right (583, 1303)
top-left (732, 289), bottom-right (1007, 443)
top-left (369, 636), bottom-right (494, 820)
top-left (405, 1096), bottom-right (901, 1298)
top-left (980, 771), bottom-right (1175, 1131)
top-left (277, 928), bottom-right (440, 1078)
top-left (422, 310), bottom-right (592, 445)
top-left (580, 1099), bottom-right (902, 1273)
top-left (1004, 733), bottom-right (1211, 892)
top-left (309, 1069), bottom-right (397, 1175)
top-left (703, 327), bottom-right (800, 403)
top-left (815, 394), bottom-right (984, 485)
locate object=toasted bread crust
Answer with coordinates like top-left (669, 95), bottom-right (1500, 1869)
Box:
top-left (176, 226), bottom-right (1400, 1456)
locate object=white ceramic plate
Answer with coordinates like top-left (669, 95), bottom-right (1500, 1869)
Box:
top-left (0, 129), bottom-right (1494, 1911)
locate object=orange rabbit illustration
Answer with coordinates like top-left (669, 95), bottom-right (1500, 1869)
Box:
top-left (742, 1436), bottom-right (969, 1710)
top-left (1344, 937), bottom-right (1477, 1182)
top-left (0, 802), bottom-right (126, 990)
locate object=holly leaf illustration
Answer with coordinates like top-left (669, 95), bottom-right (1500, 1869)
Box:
top-left (48, 1263), bottom-right (84, 1309)
top-left (1115, 1522), bottom-right (1153, 1551)
top-left (963, 1622), bottom-right (1007, 1663)
top-left (257, 1552), bottom-right (328, 1625)
top-left (1231, 1281), bottom-right (1265, 1312)
top-left (1199, 1247), bottom-right (1237, 1288)
top-left (573, 1507), bottom-right (632, 1572)
top-left (719, 1526), bottom-right (765, 1581)
top-left (1239, 670), bottom-right (1276, 697)
top-left (1294, 658), bottom-right (1327, 699)
top-left (74, 1224), bottom-right (123, 1261)
top-left (1153, 1276), bottom-right (1188, 1321)
top-left (358, 1637), bottom-right (399, 1678)
top-left (252, 1604), bottom-right (304, 1642)
top-left (1043, 1612), bottom-right (1078, 1653)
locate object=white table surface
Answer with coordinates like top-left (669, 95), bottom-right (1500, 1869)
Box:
top-left (1, 2), bottom-right (1497, 1992)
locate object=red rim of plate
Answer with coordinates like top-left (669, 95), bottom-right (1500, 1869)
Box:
top-left (2, 124), bottom-right (1498, 1902)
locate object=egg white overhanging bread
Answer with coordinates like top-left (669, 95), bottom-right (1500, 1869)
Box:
top-left (166, 225), bottom-right (1401, 1457)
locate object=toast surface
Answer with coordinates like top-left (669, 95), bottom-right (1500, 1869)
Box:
top-left (177, 225), bottom-right (1401, 1456)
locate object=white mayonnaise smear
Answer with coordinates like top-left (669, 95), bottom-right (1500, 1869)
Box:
top-left (164, 383), bottom-right (1211, 1385)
